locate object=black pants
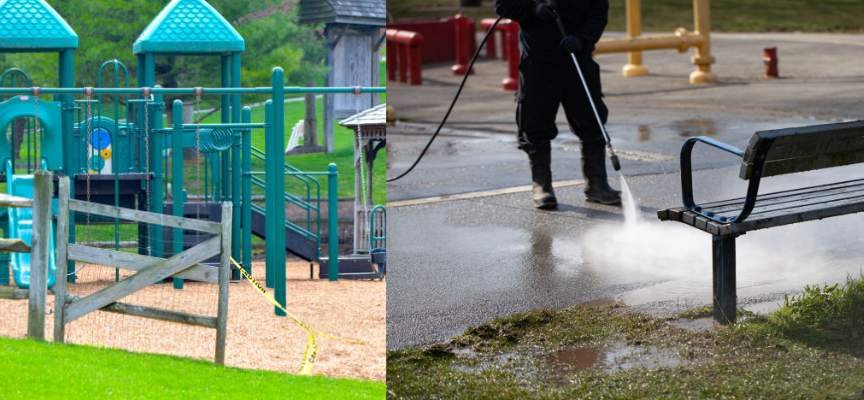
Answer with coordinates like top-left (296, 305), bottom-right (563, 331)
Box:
top-left (516, 54), bottom-right (608, 157)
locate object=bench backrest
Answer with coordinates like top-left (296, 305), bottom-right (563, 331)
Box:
top-left (739, 120), bottom-right (864, 179)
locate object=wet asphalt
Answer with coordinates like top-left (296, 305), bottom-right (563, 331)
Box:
top-left (386, 33), bottom-right (864, 349)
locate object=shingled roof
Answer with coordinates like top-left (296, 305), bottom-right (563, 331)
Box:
top-left (133, 0), bottom-right (244, 55)
top-left (298, 0), bottom-right (385, 27)
top-left (0, 0), bottom-right (78, 50)
top-left (340, 103), bottom-right (387, 127)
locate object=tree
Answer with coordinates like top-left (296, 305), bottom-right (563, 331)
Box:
top-left (0, 0), bottom-right (327, 89)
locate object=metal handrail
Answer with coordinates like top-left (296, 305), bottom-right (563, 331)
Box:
top-left (369, 205), bottom-right (386, 250)
top-left (248, 145), bottom-right (322, 244)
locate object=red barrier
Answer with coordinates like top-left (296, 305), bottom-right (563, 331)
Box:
top-left (386, 29), bottom-right (425, 85)
top-left (389, 19), bottom-right (456, 63)
top-left (480, 18), bottom-right (512, 60)
top-left (451, 13), bottom-right (474, 75)
top-left (500, 20), bottom-right (520, 91)
top-left (390, 15), bottom-right (477, 65)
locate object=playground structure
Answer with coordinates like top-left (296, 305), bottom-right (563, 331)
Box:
top-left (387, 0), bottom-right (716, 88)
top-left (0, 0), bottom-right (386, 325)
top-left (320, 104), bottom-right (387, 279)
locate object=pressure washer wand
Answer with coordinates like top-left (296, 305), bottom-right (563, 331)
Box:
top-left (550, 8), bottom-right (621, 171)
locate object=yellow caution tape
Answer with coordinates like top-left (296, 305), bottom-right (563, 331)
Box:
top-left (230, 257), bottom-right (317, 375)
top-left (229, 258), bottom-right (370, 375)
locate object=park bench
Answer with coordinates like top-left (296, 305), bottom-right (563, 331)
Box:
top-left (657, 120), bottom-right (864, 324)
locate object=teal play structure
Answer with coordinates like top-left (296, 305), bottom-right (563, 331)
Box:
top-left (6, 160), bottom-right (57, 289)
top-left (0, 0), bottom-right (386, 316)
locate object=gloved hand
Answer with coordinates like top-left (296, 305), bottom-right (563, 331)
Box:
top-left (560, 35), bottom-right (585, 53)
top-left (533, 2), bottom-right (556, 21)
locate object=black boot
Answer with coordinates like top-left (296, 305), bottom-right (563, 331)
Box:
top-left (529, 151), bottom-right (557, 210)
top-left (582, 144), bottom-right (621, 206)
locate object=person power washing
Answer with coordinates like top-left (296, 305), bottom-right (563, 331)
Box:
top-left (495, 0), bottom-right (622, 209)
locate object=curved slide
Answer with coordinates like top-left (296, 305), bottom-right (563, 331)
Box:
top-left (6, 161), bottom-right (56, 289)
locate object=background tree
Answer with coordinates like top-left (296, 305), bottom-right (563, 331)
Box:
top-left (0, 0), bottom-right (327, 90)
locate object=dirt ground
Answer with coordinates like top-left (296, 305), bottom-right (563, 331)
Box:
top-left (0, 260), bottom-right (386, 381)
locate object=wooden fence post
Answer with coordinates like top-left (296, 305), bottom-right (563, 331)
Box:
top-left (28, 170), bottom-right (52, 340)
top-left (215, 202), bottom-right (232, 364)
top-left (53, 177), bottom-right (70, 342)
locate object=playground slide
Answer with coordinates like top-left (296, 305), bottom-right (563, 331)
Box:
top-left (7, 165), bottom-right (57, 289)
top-left (250, 208), bottom-right (318, 262)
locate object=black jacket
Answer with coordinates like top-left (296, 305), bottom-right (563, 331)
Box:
top-left (494, 0), bottom-right (608, 62)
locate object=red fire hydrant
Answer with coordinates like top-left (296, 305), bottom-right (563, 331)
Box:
top-left (763, 47), bottom-right (779, 79)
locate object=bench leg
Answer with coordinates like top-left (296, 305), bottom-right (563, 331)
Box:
top-left (712, 235), bottom-right (737, 324)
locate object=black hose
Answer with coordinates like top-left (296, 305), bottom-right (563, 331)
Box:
top-left (388, 16), bottom-right (505, 183)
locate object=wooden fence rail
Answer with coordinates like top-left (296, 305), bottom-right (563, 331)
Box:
top-left (49, 175), bottom-right (233, 364)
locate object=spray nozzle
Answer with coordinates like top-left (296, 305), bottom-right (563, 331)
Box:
top-left (610, 152), bottom-right (622, 171)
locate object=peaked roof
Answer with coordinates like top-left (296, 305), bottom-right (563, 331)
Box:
top-left (133, 0), bottom-right (244, 55)
top-left (340, 103), bottom-right (386, 127)
top-left (298, 0), bottom-right (385, 27)
top-left (0, 0), bottom-right (78, 50)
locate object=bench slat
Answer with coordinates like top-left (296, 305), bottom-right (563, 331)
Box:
top-left (703, 179), bottom-right (864, 216)
top-left (740, 121), bottom-right (864, 179)
top-left (659, 178), bottom-right (864, 235)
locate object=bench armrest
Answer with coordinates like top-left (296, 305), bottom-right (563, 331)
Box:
top-left (680, 137), bottom-right (744, 209)
top-left (681, 136), bottom-right (769, 224)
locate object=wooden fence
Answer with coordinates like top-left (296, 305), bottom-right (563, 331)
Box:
top-left (4, 172), bottom-right (233, 364)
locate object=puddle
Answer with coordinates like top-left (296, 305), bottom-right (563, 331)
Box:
top-left (543, 347), bottom-right (600, 372)
top-left (543, 341), bottom-right (684, 374)
top-left (449, 341), bottom-right (684, 383)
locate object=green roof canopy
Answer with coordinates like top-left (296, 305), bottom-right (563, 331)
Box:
top-left (133, 0), bottom-right (244, 55)
top-left (0, 0), bottom-right (78, 50)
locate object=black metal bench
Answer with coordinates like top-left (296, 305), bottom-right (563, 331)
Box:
top-left (658, 120), bottom-right (864, 324)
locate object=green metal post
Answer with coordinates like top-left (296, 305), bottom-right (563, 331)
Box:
top-left (264, 100), bottom-right (275, 289)
top-left (328, 163), bottom-right (339, 281)
top-left (241, 107), bottom-right (252, 280)
top-left (143, 54), bottom-right (163, 259)
top-left (271, 68), bottom-right (286, 316)
top-left (150, 90), bottom-right (165, 259)
top-left (219, 56), bottom-right (231, 200)
top-left (231, 53), bottom-right (242, 279)
top-left (59, 49), bottom-right (76, 282)
top-left (171, 100), bottom-right (185, 290)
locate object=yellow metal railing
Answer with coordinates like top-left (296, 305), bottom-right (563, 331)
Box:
top-left (596, 0), bottom-right (716, 84)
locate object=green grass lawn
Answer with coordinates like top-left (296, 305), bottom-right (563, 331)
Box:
top-left (391, 0), bottom-right (864, 32)
top-left (388, 276), bottom-right (864, 398)
top-left (0, 337), bottom-right (384, 400)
